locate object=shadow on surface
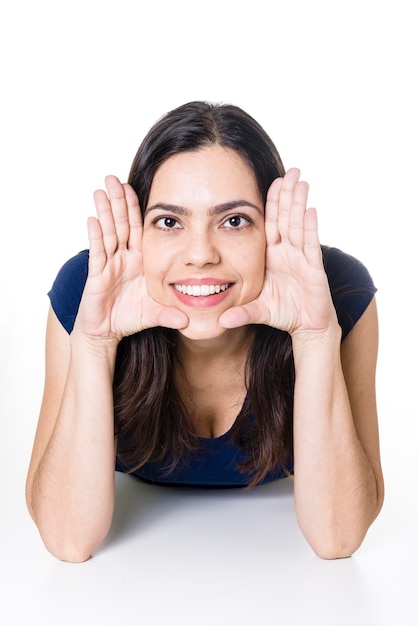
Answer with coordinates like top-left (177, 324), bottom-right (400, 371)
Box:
top-left (99, 472), bottom-right (295, 552)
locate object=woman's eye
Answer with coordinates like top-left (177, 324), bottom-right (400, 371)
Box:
top-left (224, 215), bottom-right (250, 229)
top-left (155, 216), bottom-right (180, 229)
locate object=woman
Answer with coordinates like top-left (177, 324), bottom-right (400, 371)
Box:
top-left (25, 101), bottom-right (384, 562)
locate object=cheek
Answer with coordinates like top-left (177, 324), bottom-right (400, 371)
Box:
top-left (253, 261), bottom-right (266, 293)
top-left (142, 239), bottom-right (165, 289)
top-left (242, 244), bottom-right (266, 294)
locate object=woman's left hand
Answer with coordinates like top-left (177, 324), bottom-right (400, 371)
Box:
top-left (219, 168), bottom-right (338, 338)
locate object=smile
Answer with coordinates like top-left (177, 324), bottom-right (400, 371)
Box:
top-left (174, 283), bottom-right (231, 297)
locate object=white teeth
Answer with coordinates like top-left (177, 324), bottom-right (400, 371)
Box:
top-left (174, 283), bottom-right (230, 296)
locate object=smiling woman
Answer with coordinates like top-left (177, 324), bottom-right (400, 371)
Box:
top-left (25, 101), bottom-right (384, 562)
top-left (141, 146), bottom-right (266, 339)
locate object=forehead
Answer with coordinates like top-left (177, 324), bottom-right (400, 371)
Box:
top-left (148, 145), bottom-right (261, 208)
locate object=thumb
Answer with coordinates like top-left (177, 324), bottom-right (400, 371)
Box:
top-left (218, 302), bottom-right (266, 328)
top-left (156, 306), bottom-right (189, 330)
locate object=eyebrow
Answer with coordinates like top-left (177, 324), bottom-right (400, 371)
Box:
top-left (145, 200), bottom-right (263, 217)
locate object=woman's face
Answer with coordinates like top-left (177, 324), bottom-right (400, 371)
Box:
top-left (142, 145), bottom-right (266, 341)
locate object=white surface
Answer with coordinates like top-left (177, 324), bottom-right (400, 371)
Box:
top-left (1, 1), bottom-right (417, 624)
top-left (2, 471), bottom-right (417, 626)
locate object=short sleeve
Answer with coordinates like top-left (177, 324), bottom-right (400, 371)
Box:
top-left (48, 250), bottom-right (89, 334)
top-left (322, 247), bottom-right (377, 341)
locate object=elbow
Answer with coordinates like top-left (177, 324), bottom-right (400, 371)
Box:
top-left (303, 485), bottom-right (385, 561)
top-left (26, 502), bottom-right (111, 563)
top-left (310, 536), bottom-right (363, 560)
top-left (299, 517), bottom-right (367, 559)
top-left (44, 509), bottom-right (114, 562)
top-left (25, 482), bottom-right (113, 563)
top-left (305, 514), bottom-right (379, 560)
top-left (44, 540), bottom-right (94, 564)
top-left (28, 521), bottom-right (111, 563)
top-left (41, 525), bottom-right (111, 563)
top-left (25, 492), bottom-right (93, 562)
top-left (301, 511), bottom-right (380, 560)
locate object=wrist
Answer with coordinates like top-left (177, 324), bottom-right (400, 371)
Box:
top-left (70, 328), bottom-right (120, 362)
top-left (291, 322), bottom-right (342, 354)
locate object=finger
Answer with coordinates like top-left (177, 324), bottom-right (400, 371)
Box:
top-left (156, 306), bottom-right (189, 330)
top-left (277, 168), bottom-right (301, 242)
top-left (87, 216), bottom-right (106, 277)
top-left (218, 301), bottom-right (268, 328)
top-left (303, 207), bottom-right (323, 269)
top-left (288, 180), bottom-right (309, 249)
top-left (264, 177), bottom-right (282, 246)
top-left (104, 175), bottom-right (130, 249)
top-left (142, 303), bottom-right (189, 331)
top-left (123, 183), bottom-right (143, 252)
top-left (93, 187), bottom-right (118, 257)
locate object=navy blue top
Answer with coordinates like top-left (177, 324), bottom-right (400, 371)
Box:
top-left (48, 247), bottom-right (377, 487)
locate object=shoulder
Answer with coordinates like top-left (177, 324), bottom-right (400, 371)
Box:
top-left (48, 250), bottom-right (89, 334)
top-left (322, 246), bottom-right (377, 341)
top-left (322, 246), bottom-right (376, 290)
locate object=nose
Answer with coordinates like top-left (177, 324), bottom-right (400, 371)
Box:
top-left (181, 227), bottom-right (221, 267)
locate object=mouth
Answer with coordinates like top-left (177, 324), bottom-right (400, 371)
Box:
top-left (173, 283), bottom-right (231, 297)
top-left (171, 281), bottom-right (234, 308)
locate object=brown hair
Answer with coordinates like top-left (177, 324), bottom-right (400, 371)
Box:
top-left (113, 101), bottom-right (293, 487)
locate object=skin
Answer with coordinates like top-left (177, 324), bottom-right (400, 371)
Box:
top-left (142, 148), bottom-right (267, 342)
top-left (25, 145), bottom-right (384, 562)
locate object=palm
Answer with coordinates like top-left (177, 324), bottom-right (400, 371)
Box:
top-left (76, 176), bottom-right (188, 342)
top-left (219, 169), bottom-right (337, 335)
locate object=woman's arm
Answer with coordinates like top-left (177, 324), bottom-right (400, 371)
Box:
top-left (25, 307), bottom-right (118, 563)
top-left (26, 177), bottom-right (188, 562)
top-left (292, 297), bottom-right (384, 559)
top-left (219, 169), bottom-right (384, 558)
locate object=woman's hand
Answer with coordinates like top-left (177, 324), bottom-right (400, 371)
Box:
top-left (219, 168), bottom-right (338, 338)
top-left (75, 176), bottom-right (189, 344)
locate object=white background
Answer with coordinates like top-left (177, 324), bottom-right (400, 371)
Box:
top-left (1, 1), bottom-right (417, 624)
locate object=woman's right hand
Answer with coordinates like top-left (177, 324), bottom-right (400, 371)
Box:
top-left (75, 175), bottom-right (189, 345)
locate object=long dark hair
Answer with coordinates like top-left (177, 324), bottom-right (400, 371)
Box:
top-left (113, 101), bottom-right (293, 487)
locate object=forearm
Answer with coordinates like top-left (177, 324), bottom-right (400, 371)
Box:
top-left (292, 325), bottom-right (380, 559)
top-left (28, 335), bottom-right (117, 562)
